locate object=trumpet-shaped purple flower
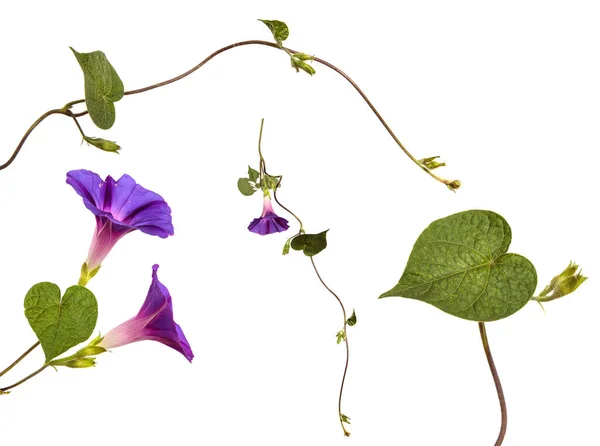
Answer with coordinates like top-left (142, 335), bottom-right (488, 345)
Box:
top-left (67, 169), bottom-right (174, 285)
top-left (248, 196), bottom-right (289, 235)
top-left (98, 264), bottom-right (193, 362)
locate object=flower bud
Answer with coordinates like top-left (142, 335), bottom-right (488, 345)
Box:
top-left (63, 358), bottom-right (96, 368)
top-left (419, 156), bottom-right (446, 170)
top-left (293, 52), bottom-right (315, 61)
top-left (282, 238), bottom-right (292, 255)
top-left (537, 262), bottom-right (587, 302)
top-left (76, 346), bottom-right (107, 357)
top-left (83, 136), bottom-right (121, 153)
top-left (446, 179), bottom-right (461, 191)
top-left (291, 57), bottom-right (316, 76)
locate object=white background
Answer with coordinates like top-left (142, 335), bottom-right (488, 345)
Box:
top-left (0, 1), bottom-right (598, 445)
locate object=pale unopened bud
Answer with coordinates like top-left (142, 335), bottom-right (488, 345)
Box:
top-left (419, 156), bottom-right (446, 170)
top-left (83, 136), bottom-right (121, 153)
top-left (291, 57), bottom-right (316, 76)
top-left (537, 262), bottom-right (587, 302)
top-left (446, 179), bottom-right (462, 191)
top-left (63, 358), bottom-right (96, 368)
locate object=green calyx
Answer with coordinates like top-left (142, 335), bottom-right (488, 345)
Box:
top-left (79, 262), bottom-right (101, 287)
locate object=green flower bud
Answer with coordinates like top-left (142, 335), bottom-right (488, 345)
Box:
top-left (76, 346), bottom-right (107, 357)
top-left (419, 156), bottom-right (446, 170)
top-left (291, 57), bottom-right (316, 76)
top-left (63, 358), bottom-right (96, 368)
top-left (83, 136), bottom-right (121, 153)
top-left (537, 262), bottom-right (588, 302)
top-left (446, 179), bottom-right (462, 191)
top-left (282, 238), bottom-right (292, 255)
top-left (293, 52), bottom-right (315, 61)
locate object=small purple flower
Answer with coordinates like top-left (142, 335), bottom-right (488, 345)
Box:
top-left (98, 264), bottom-right (193, 362)
top-left (248, 196), bottom-right (289, 235)
top-left (67, 169), bottom-right (174, 284)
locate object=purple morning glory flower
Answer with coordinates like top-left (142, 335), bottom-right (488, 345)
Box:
top-left (98, 264), bottom-right (193, 362)
top-left (248, 196), bottom-right (289, 235)
top-left (67, 169), bottom-right (174, 285)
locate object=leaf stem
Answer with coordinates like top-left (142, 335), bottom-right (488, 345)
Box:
top-left (257, 118), bottom-right (266, 186)
top-left (68, 112), bottom-right (87, 139)
top-left (310, 257), bottom-right (351, 437)
top-left (3, 40), bottom-right (457, 189)
top-left (478, 322), bottom-right (507, 445)
top-left (0, 364), bottom-right (48, 393)
top-left (0, 341), bottom-right (40, 378)
top-left (63, 99), bottom-right (85, 109)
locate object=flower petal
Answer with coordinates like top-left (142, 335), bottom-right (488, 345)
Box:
top-left (67, 170), bottom-right (174, 238)
top-left (137, 264), bottom-right (171, 318)
top-left (175, 323), bottom-right (194, 361)
top-left (108, 174), bottom-right (174, 238)
top-left (66, 169), bottom-right (107, 215)
top-left (270, 214), bottom-right (290, 233)
top-left (248, 213), bottom-right (289, 235)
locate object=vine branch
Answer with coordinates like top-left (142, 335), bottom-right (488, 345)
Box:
top-left (258, 119), bottom-right (350, 436)
top-left (2, 40), bottom-right (456, 191)
top-left (0, 109), bottom-right (70, 171)
top-left (310, 256), bottom-right (351, 437)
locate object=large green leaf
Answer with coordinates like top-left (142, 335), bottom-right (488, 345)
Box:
top-left (70, 48), bottom-right (124, 130)
top-left (379, 210), bottom-right (537, 322)
top-left (291, 230), bottom-right (329, 256)
top-left (24, 283), bottom-right (98, 362)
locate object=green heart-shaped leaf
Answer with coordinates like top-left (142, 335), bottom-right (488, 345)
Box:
top-left (259, 19), bottom-right (289, 44)
top-left (71, 47), bottom-right (124, 130)
top-left (379, 210), bottom-right (537, 322)
top-left (24, 283), bottom-right (98, 362)
top-left (291, 230), bottom-right (329, 256)
top-left (237, 177), bottom-right (256, 196)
